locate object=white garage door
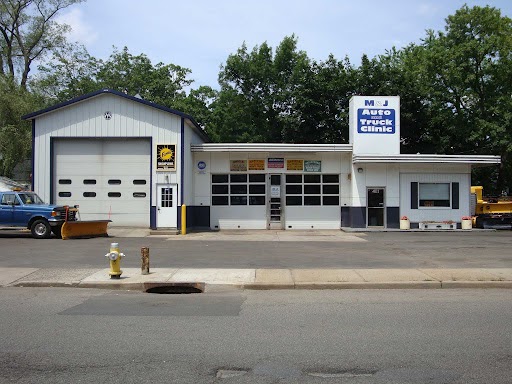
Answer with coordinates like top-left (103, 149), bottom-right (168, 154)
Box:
top-left (54, 138), bottom-right (151, 226)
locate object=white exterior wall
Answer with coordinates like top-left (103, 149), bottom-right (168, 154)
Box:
top-left (350, 164), bottom-right (400, 208)
top-left (33, 94), bottom-right (182, 206)
top-left (182, 120), bottom-right (205, 206)
top-left (194, 152), bottom-right (350, 230)
top-left (399, 164), bottom-right (471, 222)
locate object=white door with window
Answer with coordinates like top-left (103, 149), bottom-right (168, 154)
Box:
top-left (157, 184), bottom-right (177, 228)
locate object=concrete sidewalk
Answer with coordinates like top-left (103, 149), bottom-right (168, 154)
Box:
top-left (2, 267), bottom-right (512, 291)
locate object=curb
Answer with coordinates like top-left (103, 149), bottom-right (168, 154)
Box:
top-left (441, 281), bottom-right (512, 289)
top-left (5, 279), bottom-right (512, 291)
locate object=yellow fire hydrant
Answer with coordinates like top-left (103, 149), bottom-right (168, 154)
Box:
top-left (105, 242), bottom-right (125, 279)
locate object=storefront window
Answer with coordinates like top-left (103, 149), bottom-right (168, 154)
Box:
top-left (285, 174), bottom-right (340, 206)
top-left (212, 174), bottom-right (265, 206)
top-left (419, 183), bottom-right (450, 207)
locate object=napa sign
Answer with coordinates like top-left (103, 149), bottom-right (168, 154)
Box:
top-left (357, 100), bottom-right (395, 134)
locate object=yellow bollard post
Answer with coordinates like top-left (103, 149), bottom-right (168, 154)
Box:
top-left (181, 204), bottom-right (187, 235)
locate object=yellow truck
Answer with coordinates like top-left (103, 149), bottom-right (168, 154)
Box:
top-left (471, 186), bottom-right (512, 229)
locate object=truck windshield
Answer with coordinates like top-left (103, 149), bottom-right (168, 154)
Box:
top-left (18, 193), bottom-right (44, 205)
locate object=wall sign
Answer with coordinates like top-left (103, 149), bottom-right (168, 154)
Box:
top-left (230, 160), bottom-right (247, 171)
top-left (104, 111), bottom-right (112, 120)
top-left (271, 185), bottom-right (281, 198)
top-left (197, 161), bottom-right (206, 170)
top-left (304, 160), bottom-right (321, 172)
top-left (357, 106), bottom-right (395, 134)
top-left (156, 144), bottom-right (176, 171)
top-left (268, 158), bottom-right (284, 169)
top-left (249, 159), bottom-right (265, 170)
top-left (287, 159), bottom-right (303, 171)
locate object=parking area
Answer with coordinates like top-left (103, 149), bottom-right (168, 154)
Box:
top-left (0, 228), bottom-right (511, 270)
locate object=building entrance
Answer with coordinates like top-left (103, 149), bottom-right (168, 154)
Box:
top-left (268, 174), bottom-right (283, 229)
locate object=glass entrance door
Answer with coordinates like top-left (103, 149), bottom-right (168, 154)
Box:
top-left (367, 188), bottom-right (385, 227)
top-left (268, 174), bottom-right (283, 229)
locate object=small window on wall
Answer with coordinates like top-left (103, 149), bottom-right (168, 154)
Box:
top-left (108, 192), bottom-right (121, 197)
top-left (83, 179), bottom-right (96, 185)
top-left (108, 179), bottom-right (121, 185)
top-left (59, 192), bottom-right (72, 197)
top-left (83, 192), bottom-right (96, 197)
top-left (419, 183), bottom-right (450, 207)
top-left (59, 179), bottom-right (71, 185)
top-left (133, 180), bottom-right (147, 185)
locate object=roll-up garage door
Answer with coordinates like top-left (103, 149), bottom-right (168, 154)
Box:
top-left (54, 138), bottom-right (151, 226)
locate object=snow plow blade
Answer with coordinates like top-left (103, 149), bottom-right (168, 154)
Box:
top-left (61, 220), bottom-right (111, 240)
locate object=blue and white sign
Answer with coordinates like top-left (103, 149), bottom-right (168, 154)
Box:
top-left (357, 108), bottom-right (395, 134)
top-left (349, 96), bottom-right (400, 155)
top-left (197, 161), bottom-right (206, 170)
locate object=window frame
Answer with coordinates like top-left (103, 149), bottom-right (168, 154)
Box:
top-left (418, 182), bottom-right (451, 208)
top-left (285, 174), bottom-right (340, 207)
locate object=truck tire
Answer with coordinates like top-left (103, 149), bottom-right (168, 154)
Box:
top-left (51, 225), bottom-right (62, 239)
top-left (31, 219), bottom-right (51, 239)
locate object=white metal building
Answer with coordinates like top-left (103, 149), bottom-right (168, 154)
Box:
top-left (23, 90), bottom-right (500, 230)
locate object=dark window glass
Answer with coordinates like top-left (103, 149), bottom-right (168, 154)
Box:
top-left (270, 175), bottom-right (281, 185)
top-left (83, 192), bottom-right (96, 197)
top-left (59, 192), bottom-right (71, 197)
top-left (304, 196), bottom-right (321, 205)
top-left (83, 179), bottom-right (96, 185)
top-left (286, 185), bottom-right (302, 194)
top-left (108, 179), bottom-right (121, 185)
top-left (286, 196), bottom-right (302, 205)
top-left (249, 174), bottom-right (265, 182)
top-left (286, 175), bottom-right (302, 183)
top-left (249, 196), bottom-right (265, 205)
top-left (230, 196), bottom-right (247, 205)
top-left (133, 180), bottom-right (147, 185)
top-left (230, 185), bottom-right (247, 194)
top-left (230, 174), bottom-right (247, 183)
top-left (323, 196), bottom-right (340, 205)
top-left (108, 192), bottom-right (121, 197)
top-left (212, 174), bottom-right (228, 183)
top-left (323, 175), bottom-right (340, 183)
top-left (323, 185), bottom-right (340, 194)
top-left (249, 184), bottom-right (265, 194)
top-left (304, 174), bottom-right (321, 183)
top-left (59, 179), bottom-right (71, 185)
top-left (304, 185), bottom-right (321, 194)
top-left (212, 185), bottom-right (229, 194)
top-left (212, 196), bottom-right (228, 205)
top-left (133, 192), bottom-right (146, 198)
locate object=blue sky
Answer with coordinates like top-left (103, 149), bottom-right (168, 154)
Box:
top-left (56, 0), bottom-right (512, 90)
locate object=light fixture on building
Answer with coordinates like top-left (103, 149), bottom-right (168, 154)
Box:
top-left (357, 167), bottom-right (364, 173)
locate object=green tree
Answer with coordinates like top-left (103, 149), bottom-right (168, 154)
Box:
top-left (0, 77), bottom-right (43, 177)
top-left (416, 5), bottom-right (512, 193)
top-left (0, 0), bottom-right (84, 89)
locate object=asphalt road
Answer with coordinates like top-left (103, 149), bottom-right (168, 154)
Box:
top-left (1, 288), bottom-right (511, 383)
top-left (0, 230), bottom-right (511, 269)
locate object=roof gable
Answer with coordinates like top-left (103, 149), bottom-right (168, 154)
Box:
top-left (22, 89), bottom-right (210, 142)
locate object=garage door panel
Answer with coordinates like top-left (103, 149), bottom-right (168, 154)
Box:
top-left (54, 138), bottom-right (150, 226)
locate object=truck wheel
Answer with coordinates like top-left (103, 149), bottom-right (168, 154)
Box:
top-left (31, 219), bottom-right (51, 239)
top-left (52, 225), bottom-right (62, 239)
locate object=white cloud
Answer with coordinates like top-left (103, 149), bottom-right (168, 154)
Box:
top-left (55, 8), bottom-right (98, 46)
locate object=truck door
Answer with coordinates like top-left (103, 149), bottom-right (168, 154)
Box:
top-left (0, 193), bottom-right (19, 224)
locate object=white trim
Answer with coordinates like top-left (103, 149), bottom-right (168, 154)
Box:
top-left (353, 154), bottom-right (501, 165)
top-left (191, 143), bottom-right (353, 153)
